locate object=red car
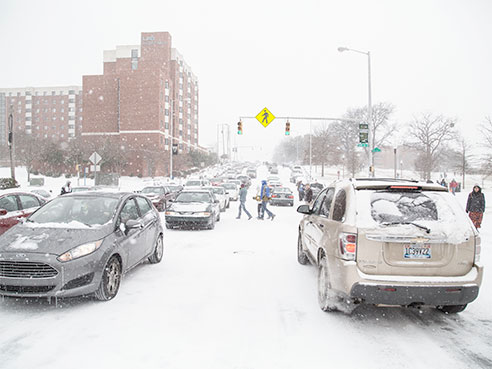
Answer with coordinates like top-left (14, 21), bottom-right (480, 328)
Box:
top-left (0, 191), bottom-right (46, 235)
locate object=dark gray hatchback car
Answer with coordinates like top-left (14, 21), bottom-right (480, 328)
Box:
top-left (0, 191), bottom-right (164, 301)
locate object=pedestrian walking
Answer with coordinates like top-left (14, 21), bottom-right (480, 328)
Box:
top-left (258, 180), bottom-right (275, 220)
top-left (440, 178), bottom-right (447, 189)
top-left (60, 180), bottom-right (72, 195)
top-left (254, 185), bottom-right (263, 219)
top-left (304, 183), bottom-right (313, 205)
top-left (297, 181), bottom-right (304, 201)
top-left (449, 179), bottom-right (458, 195)
top-left (236, 184), bottom-right (252, 220)
top-left (466, 184), bottom-right (485, 229)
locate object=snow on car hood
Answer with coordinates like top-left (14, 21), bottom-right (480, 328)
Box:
top-left (169, 202), bottom-right (211, 212)
top-left (0, 223), bottom-right (111, 255)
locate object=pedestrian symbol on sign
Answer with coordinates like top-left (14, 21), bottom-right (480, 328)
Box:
top-left (255, 107), bottom-right (276, 127)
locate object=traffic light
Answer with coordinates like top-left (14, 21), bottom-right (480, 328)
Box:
top-left (285, 121), bottom-right (291, 135)
top-left (237, 120), bottom-right (243, 135)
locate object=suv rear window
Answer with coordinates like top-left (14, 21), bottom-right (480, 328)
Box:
top-left (370, 191), bottom-right (438, 223)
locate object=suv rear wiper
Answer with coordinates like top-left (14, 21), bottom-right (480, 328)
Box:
top-left (382, 221), bottom-right (431, 234)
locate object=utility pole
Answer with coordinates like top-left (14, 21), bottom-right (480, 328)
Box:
top-left (8, 105), bottom-right (15, 181)
top-left (169, 99), bottom-right (174, 179)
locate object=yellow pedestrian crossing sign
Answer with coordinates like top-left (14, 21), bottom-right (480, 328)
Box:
top-left (256, 107), bottom-right (276, 127)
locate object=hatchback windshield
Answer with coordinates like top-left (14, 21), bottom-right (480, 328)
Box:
top-left (209, 188), bottom-right (225, 195)
top-left (222, 184), bottom-right (236, 190)
top-left (175, 192), bottom-right (211, 203)
top-left (29, 196), bottom-right (119, 226)
top-left (142, 187), bottom-right (164, 194)
top-left (371, 191), bottom-right (438, 223)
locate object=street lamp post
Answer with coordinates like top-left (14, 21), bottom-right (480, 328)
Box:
top-left (400, 160), bottom-right (403, 179)
top-left (8, 105), bottom-right (15, 181)
top-left (338, 46), bottom-right (374, 177)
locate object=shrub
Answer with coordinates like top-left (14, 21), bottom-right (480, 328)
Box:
top-left (0, 178), bottom-right (19, 189)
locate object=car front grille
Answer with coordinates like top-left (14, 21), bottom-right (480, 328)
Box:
top-left (0, 261), bottom-right (58, 279)
top-left (0, 284), bottom-right (56, 293)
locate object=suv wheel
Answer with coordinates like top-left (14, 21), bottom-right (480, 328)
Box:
top-left (436, 304), bottom-right (467, 314)
top-left (317, 256), bottom-right (337, 312)
top-left (297, 233), bottom-right (310, 265)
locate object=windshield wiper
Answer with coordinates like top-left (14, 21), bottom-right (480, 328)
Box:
top-left (382, 221), bottom-right (431, 234)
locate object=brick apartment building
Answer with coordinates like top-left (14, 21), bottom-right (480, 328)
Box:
top-left (0, 86), bottom-right (83, 143)
top-left (82, 31), bottom-right (200, 177)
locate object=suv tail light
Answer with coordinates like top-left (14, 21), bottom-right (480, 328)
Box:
top-left (339, 233), bottom-right (357, 261)
top-left (287, 195), bottom-right (294, 199)
top-left (475, 234), bottom-right (481, 264)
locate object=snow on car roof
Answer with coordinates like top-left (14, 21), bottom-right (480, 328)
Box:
top-left (351, 178), bottom-right (448, 192)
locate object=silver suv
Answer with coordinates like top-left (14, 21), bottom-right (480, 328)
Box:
top-left (297, 178), bottom-right (483, 314)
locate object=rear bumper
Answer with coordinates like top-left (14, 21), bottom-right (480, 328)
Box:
top-left (271, 199), bottom-right (294, 206)
top-left (349, 266), bottom-right (483, 306)
top-left (350, 284), bottom-right (479, 306)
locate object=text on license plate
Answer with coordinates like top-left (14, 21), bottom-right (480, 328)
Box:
top-left (404, 244), bottom-right (431, 259)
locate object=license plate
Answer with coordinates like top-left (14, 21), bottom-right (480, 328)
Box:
top-left (404, 244), bottom-right (431, 259)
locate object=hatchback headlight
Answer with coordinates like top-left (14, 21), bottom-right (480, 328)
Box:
top-left (58, 240), bottom-right (103, 262)
top-left (197, 212), bottom-right (211, 216)
top-left (165, 211), bottom-right (177, 215)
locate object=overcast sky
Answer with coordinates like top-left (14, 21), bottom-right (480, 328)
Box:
top-left (1, 0), bottom-right (491, 161)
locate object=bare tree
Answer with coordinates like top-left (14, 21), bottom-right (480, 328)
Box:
top-left (311, 123), bottom-right (341, 176)
top-left (344, 102), bottom-right (396, 175)
top-left (407, 113), bottom-right (456, 180)
top-left (330, 120), bottom-right (363, 177)
top-left (15, 132), bottom-right (44, 181)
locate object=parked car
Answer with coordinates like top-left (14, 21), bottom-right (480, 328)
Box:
top-left (71, 186), bottom-right (96, 193)
top-left (270, 187), bottom-right (294, 206)
top-left (165, 189), bottom-right (221, 230)
top-left (309, 182), bottom-right (324, 198)
top-left (221, 183), bottom-right (239, 201)
top-left (167, 184), bottom-right (183, 196)
top-left (236, 175), bottom-right (251, 187)
top-left (0, 190), bottom-right (46, 235)
top-left (184, 179), bottom-right (209, 187)
top-left (0, 191), bottom-right (164, 300)
top-left (246, 168), bottom-right (257, 178)
top-left (30, 188), bottom-right (53, 201)
top-left (203, 186), bottom-right (229, 211)
top-left (140, 186), bottom-right (175, 211)
top-left (297, 178), bottom-right (483, 314)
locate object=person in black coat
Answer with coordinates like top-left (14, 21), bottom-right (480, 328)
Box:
top-left (304, 183), bottom-right (313, 204)
top-left (466, 184), bottom-right (485, 229)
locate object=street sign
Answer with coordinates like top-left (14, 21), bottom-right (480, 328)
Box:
top-left (89, 151), bottom-right (102, 165)
top-left (359, 123), bottom-right (369, 130)
top-left (357, 143), bottom-right (368, 148)
top-left (255, 107), bottom-right (276, 127)
top-left (172, 144), bottom-right (179, 155)
top-left (90, 165), bottom-right (101, 172)
top-left (372, 147), bottom-right (381, 153)
top-left (359, 131), bottom-right (368, 144)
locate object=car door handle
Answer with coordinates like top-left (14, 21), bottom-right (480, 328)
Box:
top-left (318, 224), bottom-right (324, 228)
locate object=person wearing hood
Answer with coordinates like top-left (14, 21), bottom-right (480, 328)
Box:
top-left (60, 180), bottom-right (72, 195)
top-left (466, 184), bottom-right (485, 229)
top-left (259, 180), bottom-right (275, 220)
top-left (236, 183), bottom-right (252, 220)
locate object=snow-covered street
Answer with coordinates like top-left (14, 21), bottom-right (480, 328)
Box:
top-left (1, 167), bottom-right (491, 369)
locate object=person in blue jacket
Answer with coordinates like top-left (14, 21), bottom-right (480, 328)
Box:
top-left (259, 180), bottom-right (275, 220)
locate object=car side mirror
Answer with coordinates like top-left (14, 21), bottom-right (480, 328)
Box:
top-left (297, 205), bottom-right (311, 215)
top-left (214, 199), bottom-right (219, 204)
top-left (0, 209), bottom-right (7, 216)
top-left (125, 219), bottom-right (143, 231)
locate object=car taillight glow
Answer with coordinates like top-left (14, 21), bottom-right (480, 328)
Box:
top-left (287, 195), bottom-right (294, 198)
top-left (339, 233), bottom-right (357, 261)
top-left (475, 235), bottom-right (481, 264)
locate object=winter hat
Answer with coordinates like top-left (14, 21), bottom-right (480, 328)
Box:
top-left (261, 180), bottom-right (267, 185)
